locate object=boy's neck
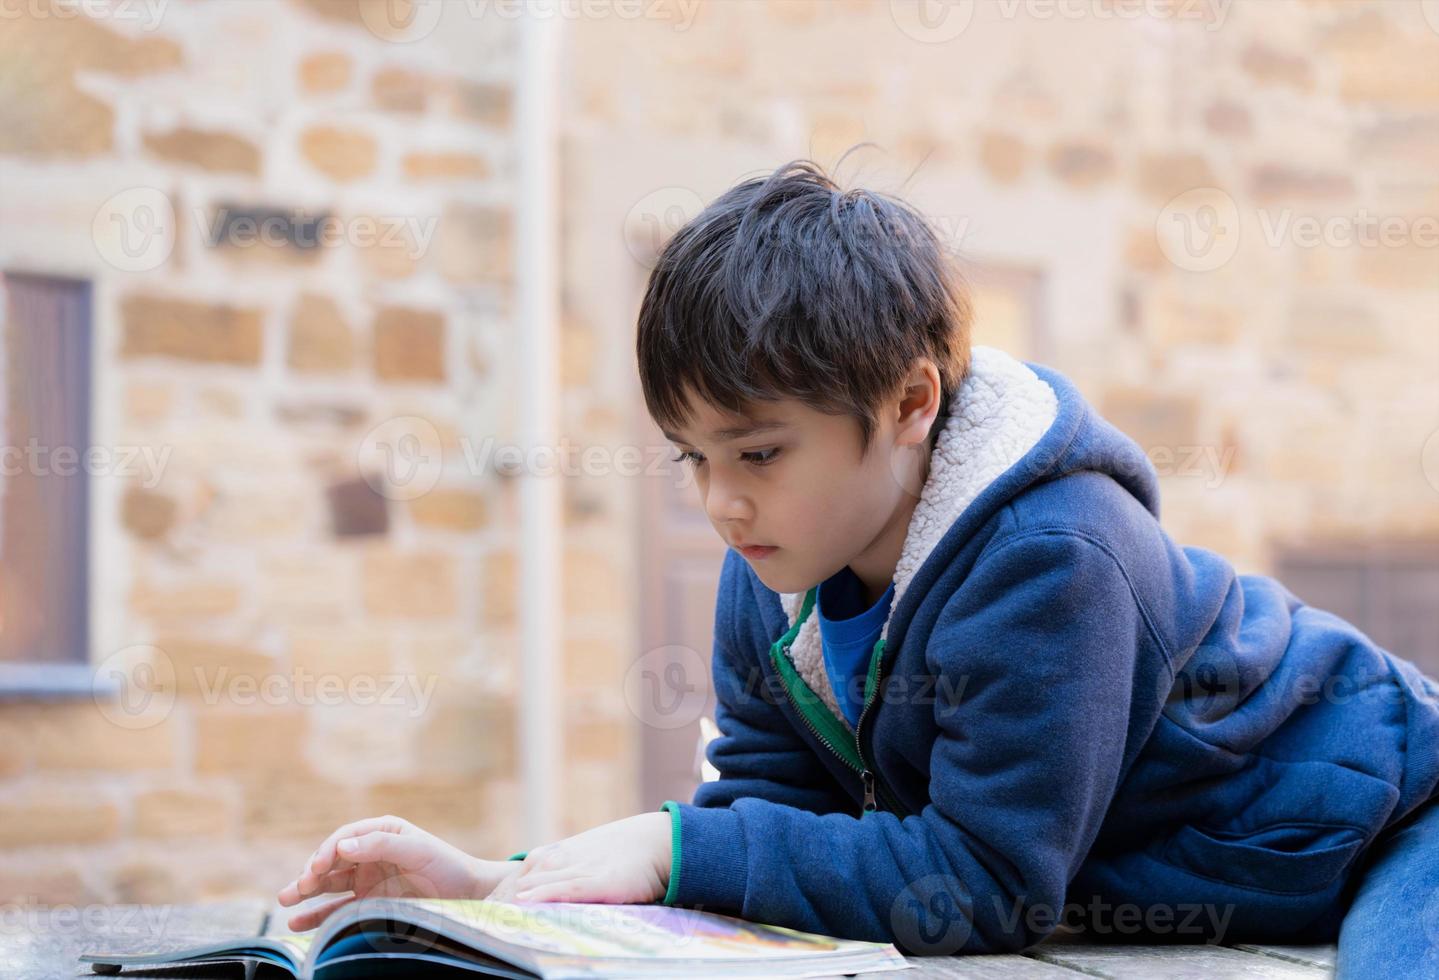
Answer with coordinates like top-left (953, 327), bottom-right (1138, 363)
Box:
top-left (845, 433), bottom-right (934, 608)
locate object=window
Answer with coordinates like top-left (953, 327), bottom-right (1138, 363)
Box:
top-left (1275, 543), bottom-right (1439, 680)
top-left (0, 271), bottom-right (96, 696)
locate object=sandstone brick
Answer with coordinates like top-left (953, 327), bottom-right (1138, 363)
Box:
top-left (567, 716), bottom-right (631, 763)
top-left (1137, 152), bottom-right (1217, 202)
top-left (447, 80), bottom-right (512, 127)
top-left (978, 130), bottom-right (1028, 184)
top-left (134, 788), bottom-right (232, 838)
top-left (258, 557), bottom-right (351, 628)
top-left (125, 382), bottom-right (173, 425)
top-left (195, 709), bottom-right (306, 774)
top-left (27, 702), bottom-right (176, 770)
top-left (293, 0), bottom-right (366, 25)
top-left (409, 488), bottom-right (488, 530)
top-left (112, 863), bottom-right (176, 905)
top-left (0, 867), bottom-right (100, 906)
top-left (1355, 242), bottom-right (1439, 290)
top-left (362, 551), bottom-right (457, 618)
top-left (289, 627), bottom-right (392, 681)
top-left (373, 306), bottom-right (446, 382)
top-left (143, 127), bottom-right (262, 176)
top-left (564, 550), bottom-right (625, 619)
top-left (299, 51), bottom-right (351, 93)
top-left (480, 549), bottom-right (517, 628)
top-left (1249, 165), bottom-right (1355, 202)
top-left (413, 692), bottom-right (515, 778)
top-left (1337, 42), bottom-right (1439, 109)
top-left (1239, 43), bottom-right (1313, 91)
top-left (1204, 100), bottom-right (1252, 139)
top-left (1101, 388), bottom-right (1200, 454)
top-left (809, 115), bottom-right (868, 169)
top-left (240, 772), bottom-right (356, 841)
top-left (437, 205), bottom-right (513, 284)
top-left (374, 67), bottom-right (429, 113)
top-left (363, 776), bottom-right (486, 831)
top-left (1149, 292), bottom-right (1243, 347)
top-left (564, 636), bottom-right (626, 693)
top-left (0, 12), bottom-right (180, 157)
top-left (1285, 299), bottom-right (1384, 357)
top-left (1124, 227), bottom-right (1166, 274)
top-left (402, 152), bottom-right (491, 181)
top-left (120, 295), bottom-right (263, 365)
top-left (206, 487), bottom-right (312, 541)
top-left (0, 794), bottom-right (119, 845)
top-left (287, 294), bottom-right (355, 373)
top-left (155, 637), bottom-right (279, 701)
top-left (121, 486), bottom-right (177, 541)
top-left (299, 125), bottom-right (377, 182)
top-left (355, 216), bottom-right (422, 279)
top-left (1046, 140), bottom-right (1115, 189)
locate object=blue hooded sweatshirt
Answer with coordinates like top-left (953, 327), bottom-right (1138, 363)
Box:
top-left (656, 346), bottom-right (1439, 954)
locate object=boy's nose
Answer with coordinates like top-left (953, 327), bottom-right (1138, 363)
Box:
top-left (703, 477), bottom-right (752, 525)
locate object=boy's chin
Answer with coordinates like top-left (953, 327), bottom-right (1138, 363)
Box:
top-left (750, 564), bottom-right (819, 597)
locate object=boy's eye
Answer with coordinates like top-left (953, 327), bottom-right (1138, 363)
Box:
top-left (740, 448), bottom-right (781, 466)
top-left (670, 448), bottom-right (782, 467)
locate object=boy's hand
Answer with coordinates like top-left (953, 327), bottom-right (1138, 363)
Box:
top-left (485, 812), bottom-right (672, 905)
top-left (276, 815), bottom-right (518, 932)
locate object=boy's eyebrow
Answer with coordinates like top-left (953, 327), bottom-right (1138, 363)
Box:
top-left (662, 420), bottom-right (788, 444)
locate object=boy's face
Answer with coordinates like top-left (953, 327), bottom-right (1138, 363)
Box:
top-left (662, 382), bottom-right (934, 596)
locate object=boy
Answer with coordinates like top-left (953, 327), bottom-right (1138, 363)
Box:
top-left (278, 160), bottom-right (1439, 969)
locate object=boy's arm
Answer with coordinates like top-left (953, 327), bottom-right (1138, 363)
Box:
top-left (691, 548), bottom-right (853, 815)
top-left (662, 531), bottom-right (1155, 955)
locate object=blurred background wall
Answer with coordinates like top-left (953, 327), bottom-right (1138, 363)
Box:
top-left (0, 0), bottom-right (1435, 907)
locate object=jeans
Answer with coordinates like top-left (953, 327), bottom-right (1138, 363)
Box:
top-left (1335, 796), bottom-right (1439, 978)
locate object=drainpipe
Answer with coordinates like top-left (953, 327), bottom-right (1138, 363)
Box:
top-left (515, 10), bottom-right (562, 847)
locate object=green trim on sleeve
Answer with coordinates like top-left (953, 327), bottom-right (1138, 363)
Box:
top-left (506, 850), bottom-right (527, 861)
top-left (659, 801), bottom-right (682, 907)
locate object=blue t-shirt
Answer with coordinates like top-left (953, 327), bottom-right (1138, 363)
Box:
top-left (815, 565), bottom-right (895, 728)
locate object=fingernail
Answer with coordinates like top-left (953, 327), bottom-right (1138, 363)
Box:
top-left (339, 839), bottom-right (357, 853)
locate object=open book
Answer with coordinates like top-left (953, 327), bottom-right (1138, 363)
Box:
top-left (79, 896), bottom-right (912, 978)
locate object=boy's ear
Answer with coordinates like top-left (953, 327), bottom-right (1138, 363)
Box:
top-left (894, 359), bottom-right (943, 448)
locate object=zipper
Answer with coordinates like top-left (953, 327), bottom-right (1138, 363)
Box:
top-left (768, 587), bottom-right (911, 819)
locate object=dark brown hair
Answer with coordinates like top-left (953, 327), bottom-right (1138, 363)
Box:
top-left (636, 157), bottom-right (973, 456)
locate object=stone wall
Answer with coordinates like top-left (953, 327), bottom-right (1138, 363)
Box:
top-left (0, 0), bottom-right (643, 907)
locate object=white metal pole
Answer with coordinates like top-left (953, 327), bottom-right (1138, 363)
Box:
top-left (515, 9), bottom-right (562, 846)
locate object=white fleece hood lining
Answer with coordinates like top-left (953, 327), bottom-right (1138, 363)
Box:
top-left (776, 345), bottom-right (1060, 727)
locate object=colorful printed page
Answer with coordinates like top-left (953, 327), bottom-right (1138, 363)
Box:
top-left (405, 897), bottom-right (902, 961)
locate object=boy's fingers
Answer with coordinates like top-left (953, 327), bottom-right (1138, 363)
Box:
top-left (285, 894), bottom-right (355, 933)
top-left (338, 830), bottom-right (429, 869)
top-left (308, 817), bottom-right (397, 878)
top-left (279, 868), bottom-right (352, 907)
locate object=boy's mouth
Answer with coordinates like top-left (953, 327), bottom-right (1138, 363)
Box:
top-left (738, 545), bottom-right (778, 560)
